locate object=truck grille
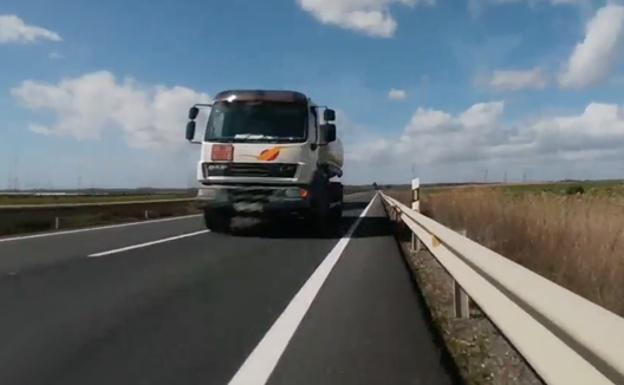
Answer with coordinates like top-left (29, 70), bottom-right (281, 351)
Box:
top-left (229, 187), bottom-right (272, 204)
top-left (203, 163), bottom-right (297, 178)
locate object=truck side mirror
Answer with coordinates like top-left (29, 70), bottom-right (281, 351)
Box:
top-left (188, 106), bottom-right (199, 120)
top-left (321, 123), bottom-right (336, 143)
top-left (323, 108), bottom-right (336, 122)
top-left (185, 121), bottom-right (196, 141)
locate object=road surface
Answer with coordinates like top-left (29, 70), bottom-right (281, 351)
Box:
top-left (0, 192), bottom-right (455, 385)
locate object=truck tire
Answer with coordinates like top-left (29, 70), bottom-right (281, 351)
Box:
top-left (329, 204), bottom-right (342, 222)
top-left (309, 184), bottom-right (330, 235)
top-left (203, 209), bottom-right (231, 233)
top-left (329, 182), bottom-right (343, 222)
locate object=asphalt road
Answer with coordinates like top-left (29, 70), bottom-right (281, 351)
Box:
top-left (0, 192), bottom-right (455, 385)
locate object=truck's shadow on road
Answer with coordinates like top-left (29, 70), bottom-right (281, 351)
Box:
top-left (229, 213), bottom-right (391, 240)
top-left (341, 201), bottom-right (369, 211)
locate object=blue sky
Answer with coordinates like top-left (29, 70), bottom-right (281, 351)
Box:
top-left (2, 0), bottom-right (624, 188)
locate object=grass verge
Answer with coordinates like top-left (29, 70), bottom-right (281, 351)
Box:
top-left (0, 200), bottom-right (201, 236)
top-left (0, 194), bottom-right (194, 206)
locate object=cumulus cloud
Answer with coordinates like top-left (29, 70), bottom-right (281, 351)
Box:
top-left (347, 100), bottom-right (624, 173)
top-left (297, 0), bottom-right (434, 38)
top-left (11, 71), bottom-right (211, 149)
top-left (488, 68), bottom-right (547, 91)
top-left (559, 4), bottom-right (624, 89)
top-left (388, 88), bottom-right (407, 100)
top-left (0, 14), bottom-right (61, 43)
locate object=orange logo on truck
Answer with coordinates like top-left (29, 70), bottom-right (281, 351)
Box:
top-left (257, 147), bottom-right (281, 161)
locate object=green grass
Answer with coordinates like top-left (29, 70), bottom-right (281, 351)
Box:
top-left (0, 194), bottom-right (194, 206)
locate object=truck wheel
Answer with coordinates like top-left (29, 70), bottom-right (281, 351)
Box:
top-left (329, 203), bottom-right (342, 222)
top-left (329, 182), bottom-right (343, 222)
top-left (309, 188), bottom-right (330, 235)
top-left (203, 209), bottom-right (231, 233)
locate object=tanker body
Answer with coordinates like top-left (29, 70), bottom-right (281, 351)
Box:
top-left (185, 90), bottom-right (343, 232)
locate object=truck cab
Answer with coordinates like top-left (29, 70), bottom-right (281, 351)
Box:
top-left (185, 90), bottom-right (343, 232)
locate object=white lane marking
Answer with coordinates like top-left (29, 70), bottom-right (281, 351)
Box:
top-left (87, 229), bottom-right (210, 258)
top-left (0, 214), bottom-right (202, 243)
top-left (228, 194), bottom-right (377, 385)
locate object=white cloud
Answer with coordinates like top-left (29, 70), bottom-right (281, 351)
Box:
top-left (404, 107), bottom-right (453, 133)
top-left (11, 71), bottom-right (211, 149)
top-left (297, 0), bottom-right (434, 38)
top-left (346, 100), bottom-right (624, 180)
top-left (530, 103), bottom-right (624, 152)
top-left (488, 68), bottom-right (547, 90)
top-left (0, 14), bottom-right (61, 43)
top-left (388, 88), bottom-right (407, 100)
top-left (559, 4), bottom-right (624, 89)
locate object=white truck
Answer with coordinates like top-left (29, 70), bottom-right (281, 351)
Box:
top-left (185, 90), bottom-right (344, 233)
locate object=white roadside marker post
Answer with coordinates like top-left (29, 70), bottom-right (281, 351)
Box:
top-left (411, 178), bottom-right (421, 253)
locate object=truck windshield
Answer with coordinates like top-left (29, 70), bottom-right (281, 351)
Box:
top-left (205, 101), bottom-right (307, 143)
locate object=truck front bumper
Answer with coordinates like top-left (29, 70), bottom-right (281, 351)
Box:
top-left (196, 185), bottom-right (311, 215)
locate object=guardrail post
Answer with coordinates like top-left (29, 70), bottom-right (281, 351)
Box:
top-left (453, 229), bottom-right (470, 318)
top-left (411, 234), bottom-right (421, 253)
top-left (54, 216), bottom-right (60, 230)
top-left (453, 281), bottom-right (470, 319)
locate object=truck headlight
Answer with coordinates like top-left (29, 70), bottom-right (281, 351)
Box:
top-left (198, 188), bottom-right (218, 200)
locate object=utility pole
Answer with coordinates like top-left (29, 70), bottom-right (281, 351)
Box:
top-left (14, 154), bottom-right (20, 191)
top-left (6, 158), bottom-right (12, 191)
top-left (8, 155), bottom-right (19, 191)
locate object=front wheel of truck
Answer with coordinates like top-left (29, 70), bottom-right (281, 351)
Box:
top-left (329, 203), bottom-right (342, 222)
top-left (329, 182), bottom-right (343, 223)
top-left (203, 209), bottom-right (231, 233)
top-left (307, 188), bottom-right (331, 236)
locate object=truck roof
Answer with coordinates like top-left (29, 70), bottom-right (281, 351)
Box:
top-left (213, 90), bottom-right (308, 104)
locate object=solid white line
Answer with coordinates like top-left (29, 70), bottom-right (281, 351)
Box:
top-left (227, 194), bottom-right (377, 385)
top-left (0, 214), bottom-right (203, 243)
top-left (87, 229), bottom-right (210, 258)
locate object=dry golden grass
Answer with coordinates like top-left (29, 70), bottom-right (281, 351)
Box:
top-left (412, 188), bottom-right (624, 317)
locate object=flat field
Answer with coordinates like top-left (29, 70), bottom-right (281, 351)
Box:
top-left (0, 194), bottom-right (193, 206)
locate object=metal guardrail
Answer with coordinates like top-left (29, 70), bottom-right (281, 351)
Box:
top-left (379, 191), bottom-right (624, 385)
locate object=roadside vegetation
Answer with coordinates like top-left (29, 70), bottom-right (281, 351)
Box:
top-left (0, 193), bottom-right (194, 206)
top-left (389, 181), bottom-right (624, 317)
top-left (0, 200), bottom-right (200, 236)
